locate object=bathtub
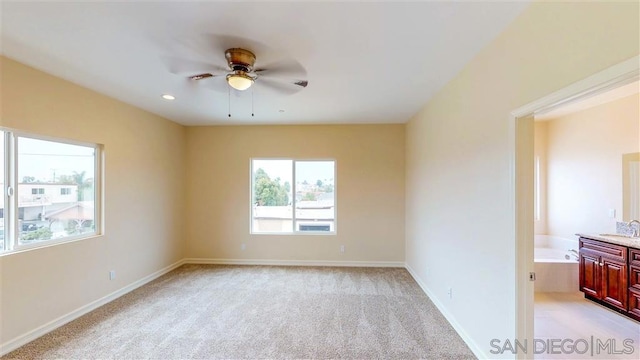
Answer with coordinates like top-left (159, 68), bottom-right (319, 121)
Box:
top-left (534, 235), bottom-right (579, 293)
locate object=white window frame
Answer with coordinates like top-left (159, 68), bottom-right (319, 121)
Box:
top-left (250, 158), bottom-right (337, 235)
top-left (0, 128), bottom-right (103, 255)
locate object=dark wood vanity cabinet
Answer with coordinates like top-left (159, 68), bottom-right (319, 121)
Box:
top-left (579, 238), bottom-right (627, 311)
top-left (629, 249), bottom-right (640, 319)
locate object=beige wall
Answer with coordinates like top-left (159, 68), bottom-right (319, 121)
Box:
top-left (534, 121), bottom-right (548, 234)
top-left (544, 94), bottom-right (640, 239)
top-left (0, 58), bottom-right (405, 349)
top-left (185, 125), bottom-right (405, 262)
top-left (405, 1), bottom-right (638, 357)
top-left (0, 57), bottom-right (186, 345)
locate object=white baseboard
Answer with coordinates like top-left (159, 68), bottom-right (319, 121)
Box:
top-left (404, 264), bottom-right (487, 359)
top-left (0, 259), bottom-right (186, 356)
top-left (184, 257), bottom-right (405, 268)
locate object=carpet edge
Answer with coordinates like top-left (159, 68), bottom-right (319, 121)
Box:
top-left (183, 258), bottom-right (405, 267)
top-left (0, 259), bottom-right (186, 356)
top-left (404, 263), bottom-right (484, 359)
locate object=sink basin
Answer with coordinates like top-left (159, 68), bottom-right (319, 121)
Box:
top-left (600, 233), bottom-right (638, 239)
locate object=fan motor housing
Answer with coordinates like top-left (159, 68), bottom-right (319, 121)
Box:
top-left (225, 48), bottom-right (256, 73)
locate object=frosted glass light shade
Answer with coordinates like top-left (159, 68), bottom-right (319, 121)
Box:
top-left (226, 73), bottom-right (254, 91)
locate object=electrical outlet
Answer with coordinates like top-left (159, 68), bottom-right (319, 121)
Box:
top-left (447, 287), bottom-right (453, 299)
top-left (241, 243), bottom-right (246, 251)
top-left (109, 270), bottom-right (116, 280)
top-left (340, 245), bottom-right (345, 253)
top-left (608, 209), bottom-right (616, 218)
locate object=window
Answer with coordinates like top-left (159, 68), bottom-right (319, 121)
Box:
top-left (251, 159), bottom-right (335, 234)
top-left (1, 129), bottom-right (102, 253)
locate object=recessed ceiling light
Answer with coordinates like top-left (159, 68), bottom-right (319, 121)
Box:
top-left (162, 94), bottom-right (175, 100)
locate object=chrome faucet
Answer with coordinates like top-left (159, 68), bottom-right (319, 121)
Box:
top-left (566, 249), bottom-right (579, 261)
top-left (628, 220), bottom-right (640, 237)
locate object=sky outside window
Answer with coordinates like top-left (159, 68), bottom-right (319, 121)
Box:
top-left (18, 137), bottom-right (94, 183)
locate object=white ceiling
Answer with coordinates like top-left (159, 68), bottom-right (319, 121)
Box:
top-left (1, 1), bottom-right (529, 126)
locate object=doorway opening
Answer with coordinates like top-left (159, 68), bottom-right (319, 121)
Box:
top-left (511, 55), bottom-right (639, 359)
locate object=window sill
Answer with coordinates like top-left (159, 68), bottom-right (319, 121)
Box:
top-left (250, 232), bottom-right (337, 236)
top-left (0, 233), bottom-right (103, 257)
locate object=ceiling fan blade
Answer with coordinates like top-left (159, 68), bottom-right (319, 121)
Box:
top-left (197, 76), bottom-right (230, 93)
top-left (254, 58), bottom-right (307, 79)
top-left (188, 73), bottom-right (216, 81)
top-left (258, 77), bottom-right (308, 95)
top-left (161, 55), bottom-right (228, 76)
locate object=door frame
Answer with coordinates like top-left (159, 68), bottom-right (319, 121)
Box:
top-left (509, 55), bottom-right (639, 360)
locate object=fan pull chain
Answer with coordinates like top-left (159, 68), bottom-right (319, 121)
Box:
top-left (251, 87), bottom-right (255, 117)
top-left (228, 86), bottom-right (231, 117)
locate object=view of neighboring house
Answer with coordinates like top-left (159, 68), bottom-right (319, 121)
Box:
top-left (17, 183), bottom-right (79, 220)
top-left (0, 182), bottom-right (93, 248)
top-left (252, 201), bottom-right (335, 233)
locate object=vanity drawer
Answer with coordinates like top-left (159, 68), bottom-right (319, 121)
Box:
top-left (580, 238), bottom-right (627, 263)
top-left (630, 248), bottom-right (640, 267)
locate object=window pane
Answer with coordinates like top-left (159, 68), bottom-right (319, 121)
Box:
top-left (17, 137), bottom-right (95, 245)
top-left (295, 161), bottom-right (335, 232)
top-left (252, 160), bottom-right (293, 233)
top-left (0, 131), bottom-right (5, 251)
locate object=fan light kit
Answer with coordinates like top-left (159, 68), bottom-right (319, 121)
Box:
top-left (226, 72), bottom-right (254, 91)
top-left (224, 48), bottom-right (256, 91)
top-left (176, 44), bottom-right (309, 117)
top-left (185, 47), bottom-right (308, 93)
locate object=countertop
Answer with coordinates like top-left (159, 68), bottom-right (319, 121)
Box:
top-left (577, 233), bottom-right (640, 250)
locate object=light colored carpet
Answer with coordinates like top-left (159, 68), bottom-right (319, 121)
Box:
top-left (3, 265), bottom-right (476, 359)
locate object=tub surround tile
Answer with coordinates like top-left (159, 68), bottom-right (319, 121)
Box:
top-left (534, 262), bottom-right (578, 293)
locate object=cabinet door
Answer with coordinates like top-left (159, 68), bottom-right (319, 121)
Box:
top-left (579, 251), bottom-right (600, 298)
top-left (630, 265), bottom-right (640, 290)
top-left (600, 258), bottom-right (627, 311)
top-left (628, 288), bottom-right (640, 321)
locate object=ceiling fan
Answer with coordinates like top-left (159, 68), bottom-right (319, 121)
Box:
top-left (183, 47), bottom-right (308, 94)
